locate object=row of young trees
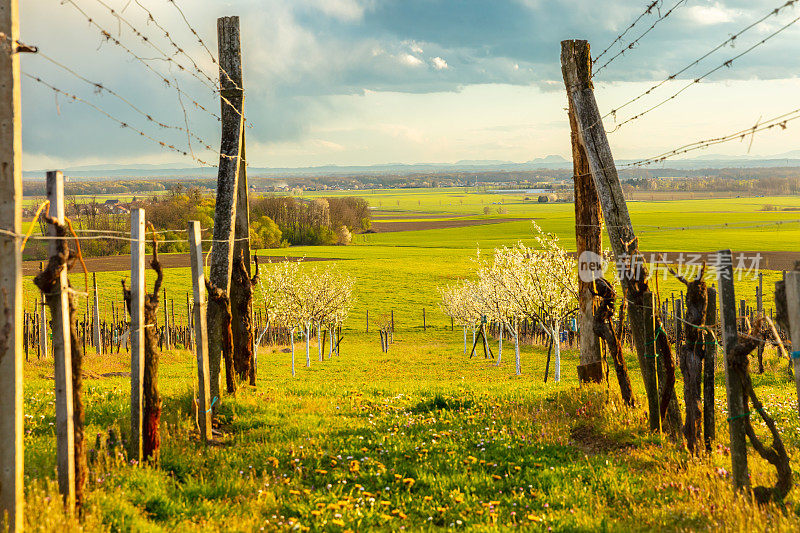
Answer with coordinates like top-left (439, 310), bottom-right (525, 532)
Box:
top-left (258, 261), bottom-right (354, 376)
top-left (440, 223), bottom-right (579, 378)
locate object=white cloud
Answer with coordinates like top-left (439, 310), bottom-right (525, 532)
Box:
top-left (399, 53), bottom-right (424, 67)
top-left (431, 56), bottom-right (448, 70)
top-left (301, 0), bottom-right (372, 22)
top-left (685, 3), bottom-right (738, 26)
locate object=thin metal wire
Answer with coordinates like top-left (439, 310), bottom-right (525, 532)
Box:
top-left (165, 0), bottom-right (244, 92)
top-left (30, 47), bottom-right (221, 156)
top-left (133, 0), bottom-right (217, 88)
top-left (62, 0), bottom-right (222, 122)
top-left (593, 0), bottom-right (688, 78)
top-left (603, 0), bottom-right (799, 124)
top-left (593, 1), bottom-right (660, 65)
top-left (23, 71), bottom-right (215, 166)
top-left (607, 12), bottom-right (800, 133)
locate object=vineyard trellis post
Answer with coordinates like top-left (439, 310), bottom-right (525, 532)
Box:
top-left (39, 281), bottom-right (48, 358)
top-left (0, 0), bottom-right (24, 527)
top-left (562, 39), bottom-right (603, 384)
top-left (717, 249), bottom-right (749, 491)
top-left (703, 285), bottom-right (717, 450)
top-left (783, 272), bottom-right (800, 417)
top-left (188, 221), bottom-right (212, 442)
top-left (207, 15), bottom-right (245, 404)
top-left (46, 171), bottom-right (76, 512)
top-left (92, 273), bottom-right (100, 355)
top-left (756, 272), bottom-right (764, 373)
top-left (561, 39), bottom-right (680, 433)
top-left (130, 208), bottom-right (146, 463)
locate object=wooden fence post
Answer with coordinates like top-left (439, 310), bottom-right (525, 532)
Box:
top-left (46, 171), bottom-right (76, 511)
top-left (40, 284), bottom-right (48, 359)
top-left (207, 15), bottom-right (245, 404)
top-left (92, 273), bottom-right (100, 355)
top-left (717, 249), bottom-right (749, 491)
top-left (561, 39), bottom-right (680, 432)
top-left (782, 272), bottom-right (800, 417)
top-left (189, 221), bottom-right (213, 442)
top-left (130, 208), bottom-right (146, 463)
top-left (423, 308), bottom-right (426, 332)
top-left (163, 287), bottom-right (170, 351)
top-left (703, 286), bottom-right (717, 450)
top-left (366, 309), bottom-right (369, 332)
top-left (756, 272), bottom-right (764, 373)
top-left (563, 39), bottom-right (603, 383)
top-left (0, 0), bottom-right (24, 527)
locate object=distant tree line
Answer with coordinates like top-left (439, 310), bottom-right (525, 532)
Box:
top-left (249, 196), bottom-right (370, 246)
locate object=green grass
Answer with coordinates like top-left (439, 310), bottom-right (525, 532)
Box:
top-left (17, 189), bottom-right (800, 531)
top-left (20, 330), bottom-right (800, 531)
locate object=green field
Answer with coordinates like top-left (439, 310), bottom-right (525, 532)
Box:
top-left (17, 189), bottom-right (800, 531)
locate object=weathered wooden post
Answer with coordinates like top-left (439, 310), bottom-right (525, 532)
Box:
top-left (423, 307), bottom-right (426, 332)
top-left (189, 221), bottom-right (213, 441)
top-left (703, 286), bottom-right (717, 450)
top-left (561, 39), bottom-right (680, 432)
top-left (40, 280), bottom-right (48, 359)
top-left (717, 249), bottom-right (749, 490)
top-left (45, 171), bottom-right (77, 512)
top-left (756, 272), bottom-right (764, 373)
top-left (783, 272), bottom-right (800, 417)
top-left (562, 39), bottom-right (603, 384)
top-left (162, 287), bottom-right (170, 351)
top-left (92, 273), bottom-right (101, 355)
top-left (0, 0), bottom-right (24, 527)
top-left (207, 15), bottom-right (245, 404)
top-left (130, 209), bottom-right (146, 463)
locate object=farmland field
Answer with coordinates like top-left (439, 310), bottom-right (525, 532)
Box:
top-left (18, 188), bottom-right (800, 531)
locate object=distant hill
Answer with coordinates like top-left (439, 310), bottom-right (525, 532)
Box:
top-left (22, 153), bottom-right (800, 179)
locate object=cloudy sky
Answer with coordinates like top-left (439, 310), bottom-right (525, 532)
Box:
top-left (19, 0), bottom-right (800, 169)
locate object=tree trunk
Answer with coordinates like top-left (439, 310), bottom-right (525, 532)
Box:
top-left (305, 323), bottom-right (311, 367)
top-left (514, 322), bottom-right (521, 375)
top-left (230, 252), bottom-right (258, 386)
top-left (496, 322), bottom-right (503, 366)
top-left (205, 280), bottom-right (235, 395)
top-left (290, 327), bottom-right (296, 377)
top-left (553, 323), bottom-right (562, 383)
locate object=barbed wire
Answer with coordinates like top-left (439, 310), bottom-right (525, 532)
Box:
top-left (23, 71), bottom-right (216, 167)
top-left (62, 0), bottom-right (222, 122)
top-left (29, 46), bottom-right (222, 156)
top-left (165, 0), bottom-right (243, 92)
top-left (603, 0), bottom-right (798, 126)
top-left (89, 0), bottom-right (218, 93)
top-left (606, 12), bottom-right (800, 133)
top-left (593, 1), bottom-right (660, 65)
top-left (133, 0), bottom-right (218, 88)
top-left (629, 106), bottom-right (800, 166)
top-left (593, 0), bottom-right (688, 78)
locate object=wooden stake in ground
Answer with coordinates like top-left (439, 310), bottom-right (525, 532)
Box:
top-left (590, 278), bottom-right (634, 405)
top-left (703, 286), bottom-right (717, 451)
top-left (34, 171), bottom-right (76, 512)
top-left (0, 11), bottom-right (24, 516)
top-left (208, 15), bottom-right (245, 405)
top-left (783, 272), bottom-right (800, 417)
top-left (561, 39), bottom-right (681, 435)
top-left (129, 209), bottom-right (146, 463)
top-left (562, 39), bottom-right (603, 384)
top-left (123, 227), bottom-right (163, 462)
top-left (188, 221), bottom-right (212, 441)
top-left (717, 249), bottom-right (749, 490)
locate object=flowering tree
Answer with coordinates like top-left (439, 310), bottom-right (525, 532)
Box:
top-left (439, 280), bottom-right (482, 356)
top-left (493, 223), bottom-right (578, 381)
top-left (259, 261), bottom-right (353, 376)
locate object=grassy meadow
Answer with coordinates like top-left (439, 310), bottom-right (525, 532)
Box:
top-left (18, 188), bottom-right (800, 531)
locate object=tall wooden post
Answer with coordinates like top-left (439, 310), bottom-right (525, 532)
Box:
top-left (756, 272), bottom-right (764, 372)
top-left (189, 221), bottom-right (212, 441)
top-left (39, 281), bottom-right (48, 359)
top-left (703, 286), bottom-right (717, 450)
top-left (783, 272), bottom-right (800, 417)
top-left (46, 171), bottom-right (76, 511)
top-left (0, 0), bottom-right (24, 528)
top-left (130, 209), bottom-right (146, 463)
top-left (92, 273), bottom-right (101, 355)
top-left (561, 39), bottom-right (680, 431)
top-left (207, 15), bottom-right (245, 404)
top-left (163, 287), bottom-right (169, 351)
top-left (717, 249), bottom-right (749, 491)
top-left (562, 39), bottom-right (603, 383)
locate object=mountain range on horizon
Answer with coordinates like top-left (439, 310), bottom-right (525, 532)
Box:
top-left (22, 151), bottom-right (800, 179)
